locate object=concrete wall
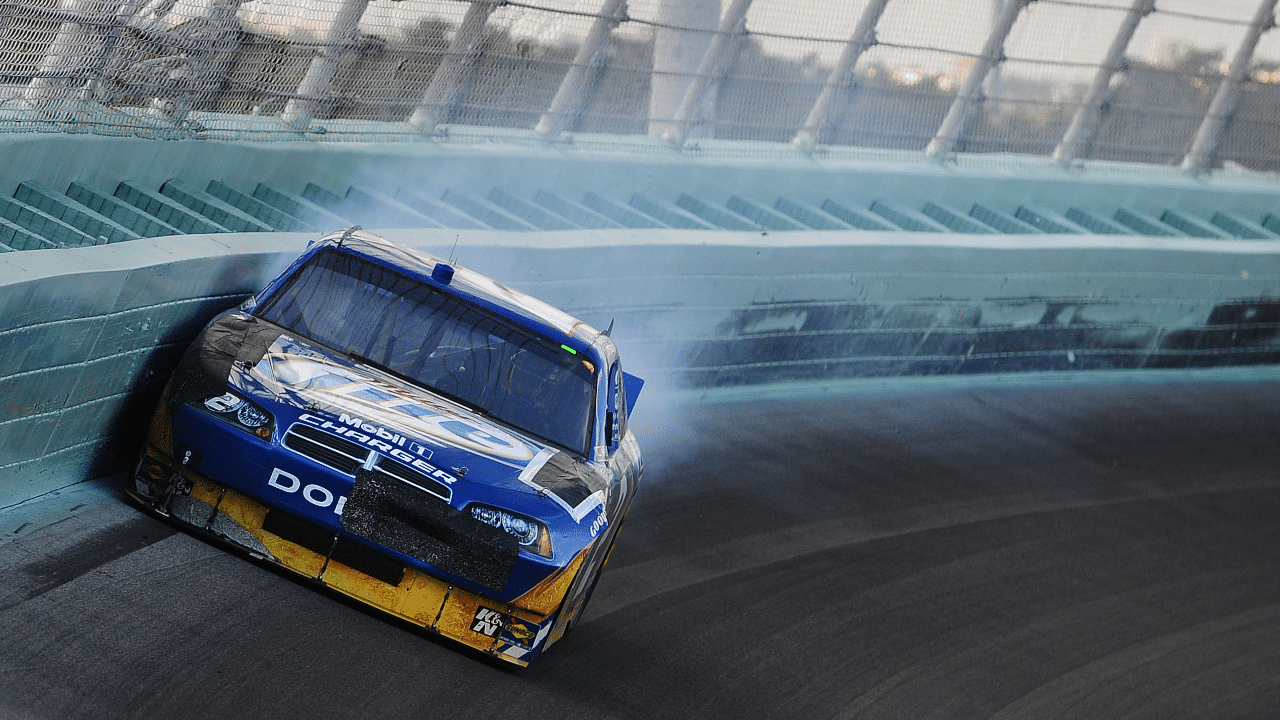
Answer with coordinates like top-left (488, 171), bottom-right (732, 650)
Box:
top-left (3, 227), bottom-right (1280, 508)
top-left (0, 233), bottom-right (303, 507)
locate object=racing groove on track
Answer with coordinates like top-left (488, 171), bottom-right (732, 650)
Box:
top-left (3, 376), bottom-right (1280, 719)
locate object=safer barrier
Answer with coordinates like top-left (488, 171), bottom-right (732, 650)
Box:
top-left (3, 227), bottom-right (1280, 508)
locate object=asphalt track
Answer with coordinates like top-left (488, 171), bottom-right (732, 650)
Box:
top-left (3, 372), bottom-right (1280, 719)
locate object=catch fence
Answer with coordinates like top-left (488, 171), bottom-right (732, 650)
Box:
top-left (2, 0), bottom-right (1280, 171)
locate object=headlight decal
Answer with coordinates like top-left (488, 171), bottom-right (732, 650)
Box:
top-left (196, 391), bottom-right (275, 440)
top-left (469, 504), bottom-right (553, 558)
top-left (236, 403), bottom-right (271, 429)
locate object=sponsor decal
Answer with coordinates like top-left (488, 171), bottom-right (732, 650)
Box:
top-left (298, 412), bottom-right (423, 456)
top-left (295, 413), bottom-right (457, 485)
top-left (204, 393), bottom-right (244, 413)
top-left (471, 607), bottom-right (504, 637)
top-left (250, 345), bottom-right (540, 465)
top-left (502, 618), bottom-right (539, 648)
top-left (589, 508), bottom-right (609, 538)
top-left (268, 468), bottom-right (347, 515)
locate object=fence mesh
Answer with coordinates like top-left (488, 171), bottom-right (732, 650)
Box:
top-left (1, 0), bottom-right (1278, 170)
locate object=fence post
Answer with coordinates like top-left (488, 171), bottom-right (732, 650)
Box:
top-left (281, 0), bottom-right (371, 129)
top-left (1052, 0), bottom-right (1154, 165)
top-left (924, 0), bottom-right (1029, 160)
top-left (536, 0), bottom-right (627, 138)
top-left (130, 0), bottom-right (245, 125)
top-left (408, 0), bottom-right (501, 134)
top-left (24, 0), bottom-right (121, 109)
top-left (792, 0), bottom-right (892, 153)
top-left (660, 0), bottom-right (753, 147)
top-left (649, 0), bottom-right (718, 139)
top-left (1180, 0), bottom-right (1279, 173)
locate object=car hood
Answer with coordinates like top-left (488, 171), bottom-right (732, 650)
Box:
top-left (172, 312), bottom-right (609, 523)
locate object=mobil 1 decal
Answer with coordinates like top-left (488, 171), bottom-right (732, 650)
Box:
top-left (292, 412), bottom-right (459, 487)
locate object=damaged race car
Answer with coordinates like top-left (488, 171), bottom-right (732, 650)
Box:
top-left (129, 228), bottom-right (643, 666)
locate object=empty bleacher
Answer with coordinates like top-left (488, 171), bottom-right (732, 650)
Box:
top-left (3, 175), bottom-right (1279, 251)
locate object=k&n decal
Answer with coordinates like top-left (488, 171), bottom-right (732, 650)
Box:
top-left (471, 607), bottom-right (504, 637)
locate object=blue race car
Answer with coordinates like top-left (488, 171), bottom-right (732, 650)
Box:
top-left (129, 228), bottom-right (643, 666)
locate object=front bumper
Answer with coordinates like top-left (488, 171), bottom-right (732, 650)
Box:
top-left (130, 447), bottom-right (585, 666)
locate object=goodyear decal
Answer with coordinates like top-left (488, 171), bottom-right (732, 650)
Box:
top-left (588, 508), bottom-right (609, 538)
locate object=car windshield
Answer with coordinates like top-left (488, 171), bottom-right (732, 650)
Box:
top-left (254, 249), bottom-right (596, 456)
